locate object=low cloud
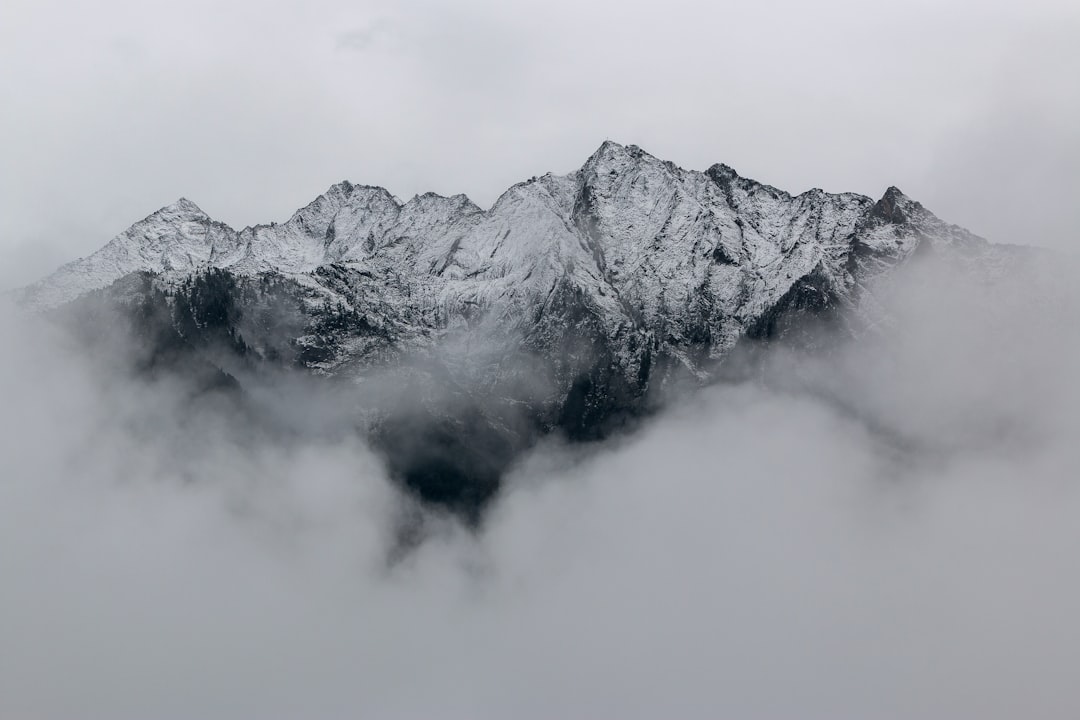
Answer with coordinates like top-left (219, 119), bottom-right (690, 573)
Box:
top-left (1, 250), bottom-right (1078, 719)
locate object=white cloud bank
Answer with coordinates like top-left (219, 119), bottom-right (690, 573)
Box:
top-left (1, 252), bottom-right (1079, 719)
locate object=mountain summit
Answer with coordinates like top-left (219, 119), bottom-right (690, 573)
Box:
top-left (22, 142), bottom-right (988, 316)
top-left (17, 142), bottom-right (1020, 516)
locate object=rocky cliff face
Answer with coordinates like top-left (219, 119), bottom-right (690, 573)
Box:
top-left (17, 142), bottom-right (1021, 518)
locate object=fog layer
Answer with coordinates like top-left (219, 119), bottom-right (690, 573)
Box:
top-left (1, 252), bottom-right (1079, 719)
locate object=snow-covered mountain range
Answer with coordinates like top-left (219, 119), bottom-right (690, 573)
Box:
top-left (17, 141), bottom-right (1026, 515)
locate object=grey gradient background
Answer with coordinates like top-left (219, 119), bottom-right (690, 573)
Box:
top-left (2, 0), bottom-right (1078, 291)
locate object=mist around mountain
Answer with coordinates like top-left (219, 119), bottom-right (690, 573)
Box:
top-left (12, 142), bottom-right (1037, 518)
top-left (3, 145), bottom-right (1080, 718)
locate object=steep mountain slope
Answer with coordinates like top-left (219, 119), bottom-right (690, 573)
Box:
top-left (17, 141), bottom-right (1019, 517)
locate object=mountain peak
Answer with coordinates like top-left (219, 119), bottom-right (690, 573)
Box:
top-left (582, 140), bottom-right (674, 183)
top-left (20, 142), bottom-right (988, 314)
top-left (155, 197), bottom-right (207, 217)
top-left (584, 139), bottom-right (628, 168)
top-left (881, 186), bottom-right (911, 204)
top-left (592, 139), bottom-right (625, 154)
top-left (706, 162), bottom-right (741, 183)
top-left (870, 186), bottom-right (919, 225)
top-left (126, 197), bottom-right (212, 229)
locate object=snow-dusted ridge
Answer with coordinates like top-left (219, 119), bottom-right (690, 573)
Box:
top-left (19, 141), bottom-right (987, 313)
top-left (18, 139), bottom-right (1018, 392)
top-left (14, 141), bottom-right (1032, 513)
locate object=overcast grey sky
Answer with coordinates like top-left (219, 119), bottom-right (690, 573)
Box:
top-left (2, 0), bottom-right (1078, 289)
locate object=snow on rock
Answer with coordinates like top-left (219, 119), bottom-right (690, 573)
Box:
top-left (18, 198), bottom-right (237, 309)
top-left (19, 141), bottom-right (997, 375)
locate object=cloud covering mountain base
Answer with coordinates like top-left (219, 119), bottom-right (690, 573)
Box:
top-left (2, 253), bottom-right (1079, 719)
